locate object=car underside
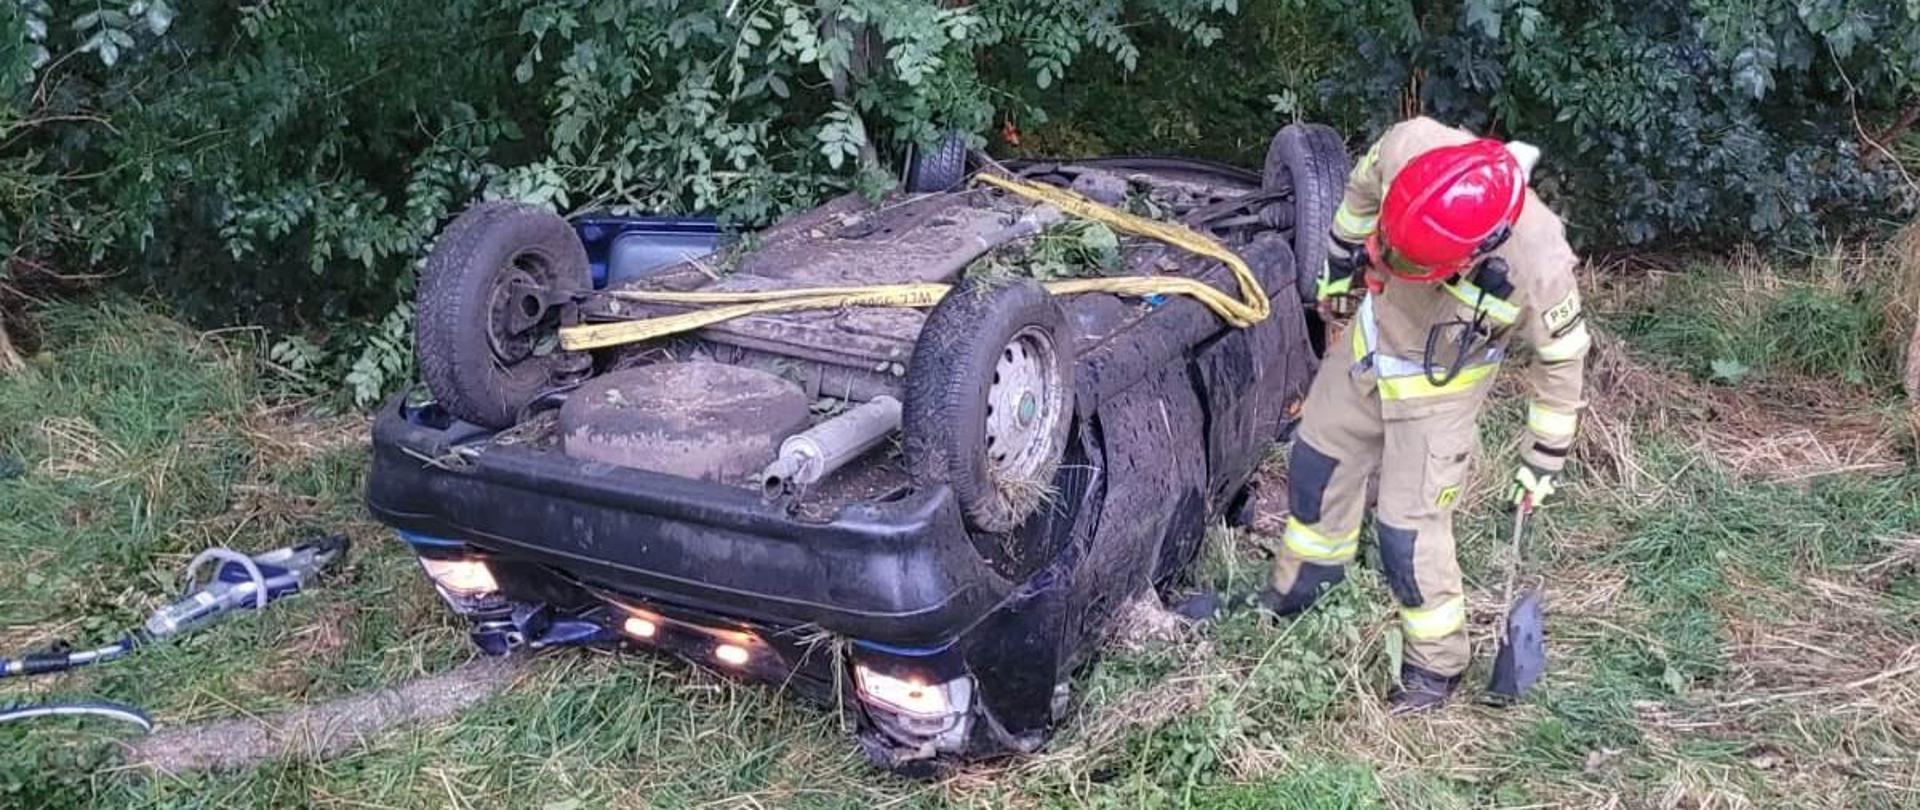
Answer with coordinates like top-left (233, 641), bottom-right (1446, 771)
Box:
top-left (367, 125), bottom-right (1349, 771)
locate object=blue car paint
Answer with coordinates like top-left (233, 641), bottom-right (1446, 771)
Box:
top-left (572, 214), bottom-right (726, 289)
top-left (397, 530), bottom-right (466, 552)
top-left (852, 638), bottom-right (958, 658)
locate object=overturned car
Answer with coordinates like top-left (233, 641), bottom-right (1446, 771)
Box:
top-left (366, 125), bottom-right (1348, 769)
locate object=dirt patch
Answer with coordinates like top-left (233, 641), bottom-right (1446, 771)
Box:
top-left (124, 655), bottom-right (529, 774)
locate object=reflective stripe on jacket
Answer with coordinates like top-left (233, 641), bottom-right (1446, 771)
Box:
top-left (1335, 117), bottom-right (1590, 471)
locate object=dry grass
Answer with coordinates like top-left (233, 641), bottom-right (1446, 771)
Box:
top-left (1107, 593), bottom-right (1200, 652)
top-left (1027, 645), bottom-right (1219, 771)
top-left (1898, 221), bottom-right (1920, 401)
top-left (1859, 535), bottom-right (1920, 584)
top-left (1713, 558), bottom-right (1920, 726)
top-left (1274, 619), bottom-right (1539, 804)
top-left (1577, 333), bottom-right (1902, 490)
top-left (1582, 238), bottom-right (1912, 456)
top-left (238, 401), bottom-right (367, 467)
top-left (1244, 453), bottom-right (1292, 537)
top-left (489, 408), bottom-right (559, 447)
top-left (0, 311), bottom-right (22, 374)
top-left (987, 464), bottom-right (1061, 528)
top-left (33, 415), bottom-right (128, 479)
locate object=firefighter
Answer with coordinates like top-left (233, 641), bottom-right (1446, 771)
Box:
top-left (1264, 117), bottom-right (1590, 713)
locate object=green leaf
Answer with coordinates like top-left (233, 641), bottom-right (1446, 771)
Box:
top-left (1266, 90), bottom-right (1297, 116)
top-left (1708, 357), bottom-right (1750, 384)
top-left (1661, 663), bottom-right (1689, 696)
top-left (145, 1), bottom-right (175, 35)
top-left (1516, 7), bottom-right (1542, 40)
top-left (1464, 0), bottom-right (1501, 38)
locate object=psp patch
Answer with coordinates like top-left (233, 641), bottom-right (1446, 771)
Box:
top-left (1542, 290), bottom-right (1582, 336)
top-left (1436, 485), bottom-right (1461, 509)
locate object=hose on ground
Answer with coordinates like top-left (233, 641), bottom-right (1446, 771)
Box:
top-left (0, 701), bottom-right (153, 732)
top-left (0, 638), bottom-right (135, 679)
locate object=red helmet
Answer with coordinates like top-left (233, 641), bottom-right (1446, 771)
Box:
top-left (1376, 139), bottom-right (1527, 281)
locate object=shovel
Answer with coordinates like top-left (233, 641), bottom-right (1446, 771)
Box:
top-left (1486, 498), bottom-right (1545, 702)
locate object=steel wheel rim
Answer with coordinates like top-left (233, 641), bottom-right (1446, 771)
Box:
top-left (983, 325), bottom-right (1064, 484)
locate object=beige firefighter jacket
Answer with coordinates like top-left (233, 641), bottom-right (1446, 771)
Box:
top-left (1329, 117), bottom-right (1590, 472)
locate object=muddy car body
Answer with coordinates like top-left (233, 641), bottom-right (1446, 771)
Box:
top-left (367, 126), bottom-right (1348, 769)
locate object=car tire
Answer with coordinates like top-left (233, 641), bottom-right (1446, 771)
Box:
top-left (1263, 124), bottom-right (1351, 303)
top-left (417, 201), bottom-right (590, 429)
top-left (905, 279), bottom-right (1075, 534)
top-left (904, 133), bottom-right (969, 193)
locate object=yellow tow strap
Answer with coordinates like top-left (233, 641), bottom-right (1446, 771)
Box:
top-left (558, 172), bottom-right (1270, 351)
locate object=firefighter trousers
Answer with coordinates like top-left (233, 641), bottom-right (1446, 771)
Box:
top-left (1269, 329), bottom-right (1484, 676)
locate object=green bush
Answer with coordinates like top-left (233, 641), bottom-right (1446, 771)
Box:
top-left (2, 1), bottom-right (1917, 402)
top-left (1322, 0), bottom-right (1920, 248)
top-left (1009, 1), bottom-right (1920, 248)
top-left (1615, 262), bottom-right (1900, 387)
top-left (2, 1), bottom-right (530, 399)
top-left (1, 0), bottom-right (1233, 402)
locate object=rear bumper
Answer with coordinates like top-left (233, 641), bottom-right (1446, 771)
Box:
top-left (365, 397), bottom-right (1011, 645)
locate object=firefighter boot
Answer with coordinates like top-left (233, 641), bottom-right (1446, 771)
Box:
top-left (1389, 663), bottom-right (1462, 715)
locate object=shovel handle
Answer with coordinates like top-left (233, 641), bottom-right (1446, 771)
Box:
top-left (1496, 500), bottom-right (1534, 646)
top-left (1509, 501), bottom-right (1531, 558)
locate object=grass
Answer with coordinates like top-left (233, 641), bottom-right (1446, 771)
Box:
top-left (2, 243), bottom-right (1917, 808)
top-left (1612, 246), bottom-right (1914, 389)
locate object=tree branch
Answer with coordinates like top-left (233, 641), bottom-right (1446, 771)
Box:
top-left (1831, 47), bottom-right (1918, 193)
top-left (1868, 99), bottom-right (1920, 160)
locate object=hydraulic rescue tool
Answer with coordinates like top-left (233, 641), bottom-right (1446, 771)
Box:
top-left (0, 535), bottom-right (347, 730)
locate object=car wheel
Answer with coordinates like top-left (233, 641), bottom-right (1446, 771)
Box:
top-left (905, 279), bottom-right (1075, 534)
top-left (417, 201), bottom-right (590, 428)
top-left (1262, 123), bottom-right (1351, 303)
top-left (904, 132), bottom-right (968, 193)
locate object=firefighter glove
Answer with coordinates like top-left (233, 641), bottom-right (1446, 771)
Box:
top-left (1317, 234), bottom-right (1364, 302)
top-left (1511, 464), bottom-right (1556, 509)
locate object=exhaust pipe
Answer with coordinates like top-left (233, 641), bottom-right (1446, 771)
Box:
top-left (762, 396), bottom-right (903, 498)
